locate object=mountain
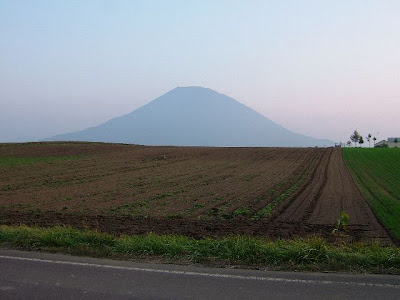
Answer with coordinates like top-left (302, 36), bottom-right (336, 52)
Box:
top-left (47, 86), bottom-right (333, 147)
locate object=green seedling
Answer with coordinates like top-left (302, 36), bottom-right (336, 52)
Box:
top-left (332, 211), bottom-right (350, 236)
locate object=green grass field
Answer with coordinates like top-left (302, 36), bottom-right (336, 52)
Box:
top-left (343, 148), bottom-right (400, 241)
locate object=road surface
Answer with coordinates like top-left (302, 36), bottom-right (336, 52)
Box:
top-left (0, 249), bottom-right (399, 299)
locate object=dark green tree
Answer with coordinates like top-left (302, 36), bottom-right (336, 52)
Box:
top-left (359, 136), bottom-right (364, 147)
top-left (395, 138), bottom-right (398, 148)
top-left (367, 133), bottom-right (372, 148)
top-left (350, 130), bottom-right (360, 147)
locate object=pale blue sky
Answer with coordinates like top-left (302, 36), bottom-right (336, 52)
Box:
top-left (1, 1), bottom-right (399, 143)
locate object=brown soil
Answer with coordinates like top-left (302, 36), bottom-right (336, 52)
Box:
top-left (269, 148), bottom-right (393, 244)
top-left (0, 142), bottom-right (394, 244)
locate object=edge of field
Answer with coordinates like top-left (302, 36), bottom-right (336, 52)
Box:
top-left (1, 225), bottom-right (399, 275)
top-left (342, 148), bottom-right (400, 243)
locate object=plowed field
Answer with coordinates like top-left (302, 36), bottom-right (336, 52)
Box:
top-left (0, 142), bottom-right (393, 244)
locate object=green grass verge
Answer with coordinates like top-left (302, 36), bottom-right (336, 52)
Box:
top-left (343, 148), bottom-right (400, 241)
top-left (1, 225), bottom-right (399, 274)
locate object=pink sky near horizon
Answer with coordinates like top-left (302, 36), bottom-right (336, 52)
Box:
top-left (1, 1), bottom-right (399, 143)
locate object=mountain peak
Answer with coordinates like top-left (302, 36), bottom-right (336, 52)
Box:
top-left (167, 86), bottom-right (223, 98)
top-left (174, 86), bottom-right (211, 90)
top-left (47, 87), bottom-right (333, 147)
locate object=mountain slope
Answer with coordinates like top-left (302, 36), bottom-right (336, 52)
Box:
top-left (47, 87), bottom-right (333, 147)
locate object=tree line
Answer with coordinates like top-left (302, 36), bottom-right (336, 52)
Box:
top-left (347, 130), bottom-right (377, 148)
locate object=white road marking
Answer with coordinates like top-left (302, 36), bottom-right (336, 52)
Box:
top-left (0, 286), bottom-right (15, 291)
top-left (0, 255), bottom-right (399, 289)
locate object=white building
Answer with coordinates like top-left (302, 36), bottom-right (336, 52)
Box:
top-left (375, 138), bottom-right (400, 148)
top-left (388, 138), bottom-right (400, 148)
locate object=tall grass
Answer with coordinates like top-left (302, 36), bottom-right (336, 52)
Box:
top-left (1, 225), bottom-right (399, 274)
top-left (343, 148), bottom-right (400, 241)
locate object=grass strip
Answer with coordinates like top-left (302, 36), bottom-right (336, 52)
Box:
top-left (1, 225), bottom-right (399, 274)
top-left (0, 156), bottom-right (79, 168)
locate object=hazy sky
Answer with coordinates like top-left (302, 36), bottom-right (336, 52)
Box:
top-left (1, 1), bottom-right (399, 143)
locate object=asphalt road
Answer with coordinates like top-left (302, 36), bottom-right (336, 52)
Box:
top-left (0, 249), bottom-right (399, 299)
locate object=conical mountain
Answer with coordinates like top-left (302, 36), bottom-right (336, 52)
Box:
top-left (47, 86), bottom-right (333, 147)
